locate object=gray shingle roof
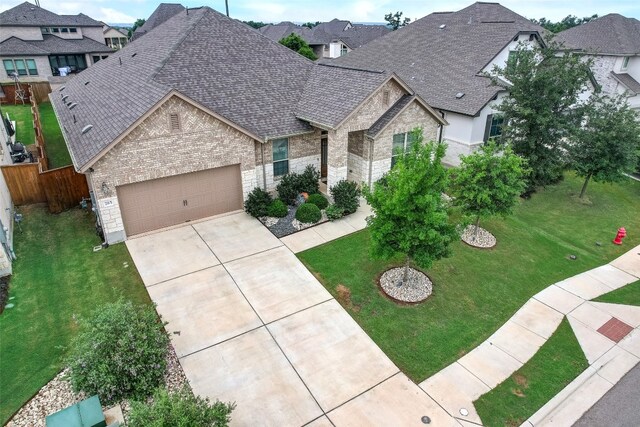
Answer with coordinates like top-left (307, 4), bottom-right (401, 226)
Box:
top-left (339, 25), bottom-right (391, 49)
top-left (258, 22), bottom-right (310, 43)
top-left (131, 3), bottom-right (185, 41)
top-left (0, 34), bottom-right (113, 56)
top-left (0, 36), bottom-right (49, 56)
top-left (296, 64), bottom-right (388, 127)
top-left (366, 95), bottom-right (414, 137)
top-left (611, 72), bottom-right (640, 94)
top-left (332, 2), bottom-right (544, 116)
top-left (0, 2), bottom-right (102, 27)
top-left (555, 14), bottom-right (640, 55)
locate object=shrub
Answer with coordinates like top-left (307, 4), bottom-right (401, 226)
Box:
top-left (129, 386), bottom-right (235, 427)
top-left (244, 187), bottom-right (272, 218)
top-left (267, 199), bottom-right (288, 218)
top-left (298, 165), bottom-right (320, 194)
top-left (276, 173), bottom-right (301, 205)
top-left (325, 204), bottom-right (344, 220)
top-left (67, 299), bottom-right (169, 405)
top-left (306, 193), bottom-right (328, 209)
top-left (295, 203), bottom-right (321, 224)
top-left (330, 180), bottom-right (361, 214)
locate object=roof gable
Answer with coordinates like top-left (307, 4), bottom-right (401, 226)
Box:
top-left (555, 14), bottom-right (640, 55)
top-left (0, 2), bottom-right (102, 27)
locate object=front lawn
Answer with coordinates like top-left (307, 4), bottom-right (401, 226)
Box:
top-left (593, 280), bottom-right (640, 306)
top-left (2, 104), bottom-right (35, 145)
top-left (0, 205), bottom-right (150, 424)
top-left (474, 319), bottom-right (588, 427)
top-left (298, 173), bottom-right (640, 382)
top-left (39, 101), bottom-right (72, 168)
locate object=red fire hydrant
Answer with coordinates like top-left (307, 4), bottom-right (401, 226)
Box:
top-left (613, 227), bottom-right (627, 245)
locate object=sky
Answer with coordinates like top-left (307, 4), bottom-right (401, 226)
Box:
top-left (0, 0), bottom-right (638, 25)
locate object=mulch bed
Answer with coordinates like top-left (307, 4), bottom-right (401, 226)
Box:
top-left (0, 275), bottom-right (10, 315)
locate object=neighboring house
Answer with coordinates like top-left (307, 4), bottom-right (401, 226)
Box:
top-left (555, 14), bottom-right (640, 111)
top-left (103, 24), bottom-right (128, 50)
top-left (130, 3), bottom-right (185, 41)
top-left (51, 6), bottom-right (446, 244)
top-left (0, 106), bottom-right (16, 276)
top-left (0, 1), bottom-right (114, 83)
top-left (333, 2), bottom-right (545, 165)
top-left (259, 19), bottom-right (389, 59)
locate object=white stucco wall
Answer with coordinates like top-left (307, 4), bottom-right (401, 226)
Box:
top-left (482, 34), bottom-right (538, 74)
top-left (329, 42), bottom-right (350, 58)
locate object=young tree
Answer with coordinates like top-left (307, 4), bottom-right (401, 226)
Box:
top-left (530, 14), bottom-right (598, 33)
top-left (488, 41), bottom-right (593, 190)
top-left (127, 18), bottom-right (146, 39)
top-left (451, 141), bottom-right (528, 240)
top-left (242, 20), bottom-right (268, 29)
top-left (570, 94), bottom-right (640, 198)
top-left (279, 33), bottom-right (317, 60)
top-left (364, 129), bottom-right (457, 285)
top-left (384, 11), bottom-right (411, 30)
top-left (302, 21), bottom-right (321, 29)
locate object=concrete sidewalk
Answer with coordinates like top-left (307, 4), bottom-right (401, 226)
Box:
top-left (419, 246), bottom-right (640, 426)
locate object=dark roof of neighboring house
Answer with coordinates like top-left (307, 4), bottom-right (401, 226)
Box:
top-left (0, 34), bottom-right (114, 56)
top-left (555, 14), bottom-right (640, 55)
top-left (316, 19), bottom-right (351, 34)
top-left (131, 3), bottom-right (185, 40)
top-left (339, 25), bottom-right (391, 49)
top-left (0, 34), bottom-right (113, 56)
top-left (0, 2), bottom-right (102, 27)
top-left (332, 2), bottom-right (544, 116)
top-left (52, 7), bottom-right (400, 171)
top-left (258, 21), bottom-right (310, 42)
top-left (259, 19), bottom-right (389, 48)
top-left (611, 72), bottom-right (640, 94)
top-left (366, 95), bottom-right (414, 137)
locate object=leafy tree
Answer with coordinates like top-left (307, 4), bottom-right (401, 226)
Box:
top-left (488, 41), bottom-right (593, 191)
top-left (384, 11), bottom-right (411, 30)
top-left (570, 94), bottom-right (640, 198)
top-left (242, 20), bottom-right (268, 29)
top-left (302, 21), bottom-right (321, 29)
top-left (67, 299), bottom-right (169, 405)
top-left (128, 18), bottom-right (146, 38)
top-left (279, 33), bottom-right (317, 60)
top-left (451, 141), bottom-right (528, 240)
top-left (364, 129), bottom-right (457, 285)
top-left (530, 14), bottom-right (598, 33)
top-left (129, 386), bottom-right (235, 427)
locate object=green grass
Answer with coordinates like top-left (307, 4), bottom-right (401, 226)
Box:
top-left (298, 173), bottom-right (640, 382)
top-left (474, 319), bottom-right (588, 427)
top-left (2, 104), bottom-right (35, 145)
top-left (0, 205), bottom-right (150, 424)
top-left (39, 101), bottom-right (72, 168)
top-left (593, 280), bottom-right (640, 306)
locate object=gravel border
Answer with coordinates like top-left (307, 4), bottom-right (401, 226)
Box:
top-left (260, 204), bottom-right (329, 238)
top-left (461, 225), bottom-right (497, 249)
top-left (379, 267), bottom-right (433, 303)
top-left (7, 343), bottom-right (189, 427)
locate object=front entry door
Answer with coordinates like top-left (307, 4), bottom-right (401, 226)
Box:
top-left (321, 136), bottom-right (328, 179)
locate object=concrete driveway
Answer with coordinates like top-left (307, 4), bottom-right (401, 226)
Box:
top-left (127, 212), bottom-right (455, 426)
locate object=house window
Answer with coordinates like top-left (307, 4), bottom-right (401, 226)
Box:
top-left (52, 27), bottom-right (59, 33)
top-left (41, 27), bottom-right (50, 33)
top-left (391, 131), bottom-right (416, 167)
top-left (3, 59), bottom-right (37, 77)
top-left (69, 28), bottom-right (77, 33)
top-left (340, 44), bottom-right (348, 56)
top-left (622, 56), bottom-right (630, 70)
top-left (92, 55), bottom-right (100, 63)
top-left (61, 28), bottom-right (69, 33)
top-left (272, 138), bottom-right (289, 176)
top-left (484, 114), bottom-right (504, 142)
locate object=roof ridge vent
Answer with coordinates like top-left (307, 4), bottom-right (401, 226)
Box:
top-left (455, 92), bottom-right (465, 99)
top-left (439, 24), bottom-right (446, 29)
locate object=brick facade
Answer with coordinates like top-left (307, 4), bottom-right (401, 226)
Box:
top-left (90, 95), bottom-right (257, 242)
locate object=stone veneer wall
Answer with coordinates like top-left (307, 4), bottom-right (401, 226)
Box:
top-left (90, 96), bottom-right (257, 243)
top-left (327, 79), bottom-right (407, 189)
top-left (442, 139), bottom-right (483, 166)
top-left (257, 129), bottom-right (321, 193)
top-left (590, 55), bottom-right (620, 95)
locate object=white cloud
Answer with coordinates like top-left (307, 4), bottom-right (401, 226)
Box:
top-left (96, 7), bottom-right (135, 23)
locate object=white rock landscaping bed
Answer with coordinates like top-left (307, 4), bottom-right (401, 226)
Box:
top-left (7, 343), bottom-right (188, 427)
top-left (461, 225), bottom-right (497, 248)
top-left (379, 267), bottom-right (433, 303)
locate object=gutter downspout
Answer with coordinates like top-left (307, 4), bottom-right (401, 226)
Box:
top-left (367, 136), bottom-right (374, 188)
top-left (438, 110), bottom-right (445, 143)
top-left (261, 142), bottom-right (267, 190)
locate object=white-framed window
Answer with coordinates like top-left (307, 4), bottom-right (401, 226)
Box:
top-left (622, 56), bottom-right (630, 70)
top-left (340, 44), bottom-right (348, 56)
top-left (69, 28), bottom-right (77, 33)
top-left (391, 131), bottom-right (416, 167)
top-left (61, 28), bottom-right (69, 33)
top-left (272, 138), bottom-right (289, 176)
top-left (484, 114), bottom-right (504, 142)
top-left (3, 59), bottom-right (38, 76)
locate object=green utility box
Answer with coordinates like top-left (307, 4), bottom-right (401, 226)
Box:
top-left (45, 395), bottom-right (106, 427)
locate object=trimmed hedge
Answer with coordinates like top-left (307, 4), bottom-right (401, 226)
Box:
top-left (244, 187), bottom-right (272, 217)
top-left (295, 203), bottom-right (321, 224)
top-left (330, 179), bottom-right (361, 214)
top-left (267, 199), bottom-right (288, 218)
top-left (325, 204), bottom-right (344, 220)
top-left (306, 193), bottom-right (328, 209)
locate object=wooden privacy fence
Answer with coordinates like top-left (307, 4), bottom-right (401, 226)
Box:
top-left (1, 164), bottom-right (89, 213)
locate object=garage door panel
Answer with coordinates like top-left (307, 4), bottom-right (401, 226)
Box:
top-left (117, 165), bottom-right (242, 236)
